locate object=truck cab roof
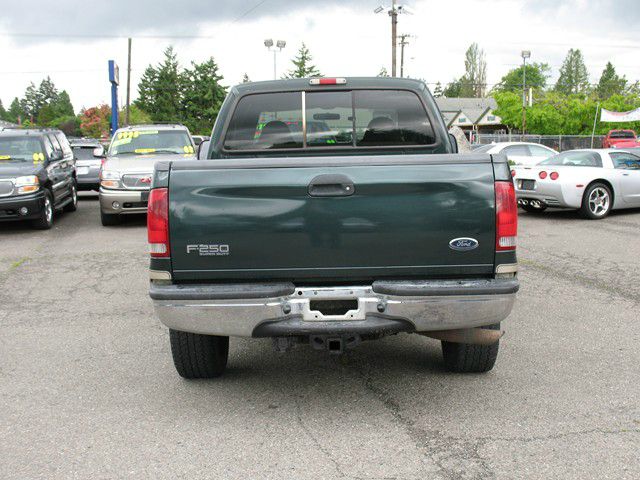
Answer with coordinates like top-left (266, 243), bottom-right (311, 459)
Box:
top-left (232, 77), bottom-right (428, 95)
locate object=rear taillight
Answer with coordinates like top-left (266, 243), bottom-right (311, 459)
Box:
top-left (539, 171), bottom-right (547, 179)
top-left (148, 188), bottom-right (170, 257)
top-left (550, 171), bottom-right (559, 180)
top-left (496, 181), bottom-right (517, 251)
top-left (511, 169), bottom-right (516, 177)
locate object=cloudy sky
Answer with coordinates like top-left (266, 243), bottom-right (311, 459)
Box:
top-left (1, 0), bottom-right (638, 113)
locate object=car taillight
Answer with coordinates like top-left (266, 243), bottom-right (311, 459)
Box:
top-left (511, 169), bottom-right (516, 177)
top-left (496, 181), bottom-right (517, 251)
top-left (550, 171), bottom-right (559, 180)
top-left (148, 188), bottom-right (170, 257)
top-left (539, 171), bottom-right (547, 179)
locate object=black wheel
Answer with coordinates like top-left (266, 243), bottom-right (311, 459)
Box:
top-left (32, 189), bottom-right (54, 230)
top-left (441, 324), bottom-right (500, 373)
top-left (100, 210), bottom-right (121, 226)
top-left (169, 329), bottom-right (229, 379)
top-left (521, 203), bottom-right (547, 213)
top-left (580, 182), bottom-right (612, 219)
top-left (63, 181), bottom-right (78, 212)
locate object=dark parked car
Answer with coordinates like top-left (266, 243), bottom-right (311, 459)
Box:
top-left (0, 128), bottom-right (78, 229)
top-left (70, 138), bottom-right (104, 191)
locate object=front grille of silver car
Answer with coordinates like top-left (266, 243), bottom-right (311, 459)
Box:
top-left (122, 174), bottom-right (152, 190)
top-left (0, 180), bottom-right (14, 197)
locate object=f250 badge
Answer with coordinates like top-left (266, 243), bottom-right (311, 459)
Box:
top-left (449, 238), bottom-right (479, 251)
top-left (186, 244), bottom-right (230, 256)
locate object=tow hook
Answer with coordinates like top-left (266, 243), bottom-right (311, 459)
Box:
top-left (310, 334), bottom-right (361, 354)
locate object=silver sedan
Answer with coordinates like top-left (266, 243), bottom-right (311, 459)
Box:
top-left (512, 149), bottom-right (640, 219)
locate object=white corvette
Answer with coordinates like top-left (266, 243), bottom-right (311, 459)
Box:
top-left (512, 149), bottom-right (640, 219)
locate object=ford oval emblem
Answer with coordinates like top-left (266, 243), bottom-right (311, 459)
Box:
top-left (449, 237), bottom-right (479, 251)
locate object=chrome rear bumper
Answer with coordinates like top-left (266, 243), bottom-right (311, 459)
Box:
top-left (150, 279), bottom-right (518, 338)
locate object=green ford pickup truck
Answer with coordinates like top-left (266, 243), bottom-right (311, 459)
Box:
top-left (147, 77), bottom-right (519, 378)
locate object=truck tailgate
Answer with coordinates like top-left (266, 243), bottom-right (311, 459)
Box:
top-left (167, 154), bottom-right (496, 281)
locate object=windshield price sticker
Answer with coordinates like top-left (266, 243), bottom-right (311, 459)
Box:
top-left (0, 155), bottom-right (11, 160)
top-left (182, 145), bottom-right (194, 154)
top-left (32, 152), bottom-right (45, 164)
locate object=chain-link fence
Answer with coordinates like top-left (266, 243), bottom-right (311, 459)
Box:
top-left (473, 133), bottom-right (604, 152)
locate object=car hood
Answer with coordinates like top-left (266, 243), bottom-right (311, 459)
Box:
top-left (103, 153), bottom-right (196, 173)
top-left (0, 161), bottom-right (41, 179)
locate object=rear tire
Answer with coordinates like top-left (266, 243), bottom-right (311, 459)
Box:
top-left (100, 210), bottom-right (121, 226)
top-left (169, 329), bottom-right (229, 379)
top-left (32, 189), bottom-right (54, 230)
top-left (441, 324), bottom-right (500, 373)
top-left (580, 182), bottom-right (612, 219)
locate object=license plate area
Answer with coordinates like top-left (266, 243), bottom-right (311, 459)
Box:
top-left (293, 287), bottom-right (372, 321)
top-left (519, 179), bottom-right (536, 191)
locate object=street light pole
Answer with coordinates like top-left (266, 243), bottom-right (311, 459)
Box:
top-left (264, 39), bottom-right (286, 80)
top-left (521, 50), bottom-right (531, 138)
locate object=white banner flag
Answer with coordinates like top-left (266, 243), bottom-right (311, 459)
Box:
top-left (600, 107), bottom-right (640, 122)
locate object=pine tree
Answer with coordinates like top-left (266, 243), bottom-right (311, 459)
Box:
top-left (596, 62), bottom-right (626, 100)
top-left (135, 46), bottom-right (183, 122)
top-left (285, 43), bottom-right (321, 78)
top-left (0, 100), bottom-right (7, 121)
top-left (8, 98), bottom-right (22, 124)
top-left (555, 49), bottom-right (589, 95)
top-left (433, 82), bottom-right (443, 97)
top-left (181, 57), bottom-right (227, 134)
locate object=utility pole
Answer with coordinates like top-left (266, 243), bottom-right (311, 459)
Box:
top-left (521, 50), bottom-right (530, 138)
top-left (391, 0), bottom-right (398, 77)
top-left (125, 37), bottom-right (132, 125)
top-left (399, 34), bottom-right (411, 78)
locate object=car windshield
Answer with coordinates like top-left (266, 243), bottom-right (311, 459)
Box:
top-left (0, 136), bottom-right (45, 162)
top-left (109, 130), bottom-right (194, 156)
top-left (610, 131), bottom-right (635, 139)
top-left (539, 151), bottom-right (602, 167)
top-left (72, 146), bottom-right (98, 160)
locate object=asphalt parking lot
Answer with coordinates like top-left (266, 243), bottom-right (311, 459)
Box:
top-left (1, 193), bottom-right (639, 479)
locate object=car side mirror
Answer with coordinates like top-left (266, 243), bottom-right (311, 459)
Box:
top-left (93, 146), bottom-right (106, 158)
top-left (197, 140), bottom-right (211, 160)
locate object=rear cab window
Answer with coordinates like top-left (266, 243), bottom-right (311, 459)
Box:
top-left (223, 89), bottom-right (436, 151)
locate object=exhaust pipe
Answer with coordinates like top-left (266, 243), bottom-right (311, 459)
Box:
top-left (421, 328), bottom-right (504, 345)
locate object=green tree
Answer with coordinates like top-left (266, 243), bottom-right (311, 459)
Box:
top-left (432, 82), bottom-right (443, 97)
top-left (20, 82), bottom-right (42, 121)
top-left (135, 46), bottom-right (183, 122)
top-left (493, 63), bottom-right (550, 93)
top-left (460, 43), bottom-right (487, 97)
top-left (181, 57), bottom-right (227, 134)
top-left (555, 49), bottom-right (589, 95)
top-left (596, 62), bottom-right (626, 100)
top-left (285, 43), bottom-right (321, 78)
top-left (443, 79), bottom-right (463, 97)
top-left (119, 105), bottom-right (152, 126)
top-left (8, 98), bottom-right (22, 124)
top-left (0, 100), bottom-right (7, 121)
